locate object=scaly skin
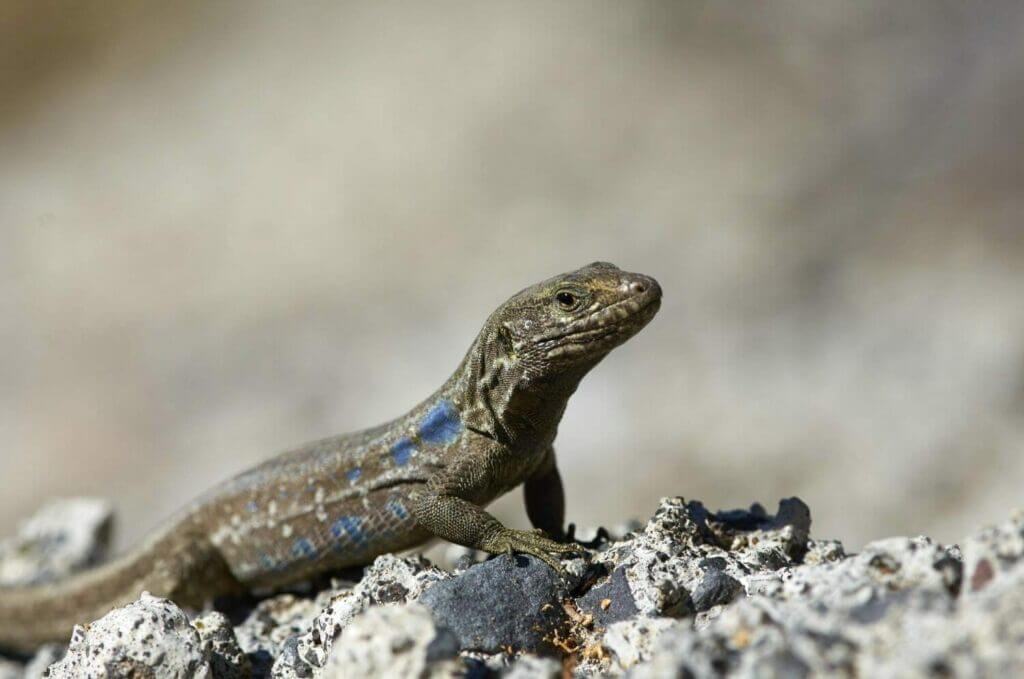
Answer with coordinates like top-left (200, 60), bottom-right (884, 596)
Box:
top-left (0, 262), bottom-right (661, 653)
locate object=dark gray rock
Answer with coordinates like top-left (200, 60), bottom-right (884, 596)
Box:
top-left (699, 556), bottom-right (727, 571)
top-left (424, 625), bottom-right (461, 663)
top-left (576, 566), bottom-right (640, 626)
top-left (420, 554), bottom-right (569, 655)
top-left (691, 570), bottom-right (743, 612)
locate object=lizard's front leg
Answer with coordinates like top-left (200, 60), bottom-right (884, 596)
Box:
top-left (525, 447), bottom-right (610, 549)
top-left (523, 447), bottom-right (567, 541)
top-left (408, 463), bottom-right (577, 573)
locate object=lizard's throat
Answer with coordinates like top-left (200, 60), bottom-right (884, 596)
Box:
top-left (499, 376), bottom-right (579, 442)
top-left (475, 359), bottom-right (594, 446)
top-left (457, 322), bottom-right (605, 445)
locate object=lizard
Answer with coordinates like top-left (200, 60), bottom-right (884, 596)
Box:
top-left (0, 261), bottom-right (661, 653)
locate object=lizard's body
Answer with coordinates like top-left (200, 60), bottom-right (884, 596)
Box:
top-left (0, 262), bottom-right (661, 653)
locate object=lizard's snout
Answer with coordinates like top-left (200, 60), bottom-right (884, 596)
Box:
top-left (619, 273), bottom-right (662, 305)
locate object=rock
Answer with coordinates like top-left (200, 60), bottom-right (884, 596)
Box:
top-left (24, 645), bottom-right (64, 679)
top-left (194, 611), bottom-right (251, 679)
top-left (420, 554), bottom-right (570, 655)
top-left (601, 617), bottom-right (684, 672)
top-left (45, 593), bottom-right (212, 679)
top-left (748, 535), bottom-right (962, 610)
top-left (623, 515), bottom-right (1024, 678)
top-left (0, 658), bottom-right (21, 679)
top-left (589, 497), bottom-right (809, 622)
top-left (232, 591), bottom-right (327, 678)
top-left (273, 636), bottom-right (312, 679)
top-left (576, 566), bottom-right (641, 626)
top-left (501, 655), bottom-right (562, 678)
top-left (0, 498), bottom-right (112, 587)
top-left (690, 570), bottom-right (743, 612)
top-left (960, 509), bottom-right (1024, 595)
top-left (803, 538), bottom-right (846, 565)
top-left (5, 496), bottom-right (1024, 677)
top-left (628, 596), bottom-right (857, 678)
top-left (589, 499), bottom-right (710, 619)
top-left (271, 554), bottom-right (448, 677)
top-left (709, 497), bottom-right (812, 563)
top-left (320, 603), bottom-right (462, 678)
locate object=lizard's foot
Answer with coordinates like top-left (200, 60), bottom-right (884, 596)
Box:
top-left (482, 528), bottom-right (581, 575)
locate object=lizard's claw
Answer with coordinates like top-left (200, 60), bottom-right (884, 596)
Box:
top-left (484, 528), bottom-right (581, 575)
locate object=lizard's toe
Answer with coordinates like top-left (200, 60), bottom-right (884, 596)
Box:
top-left (485, 528), bottom-right (583, 574)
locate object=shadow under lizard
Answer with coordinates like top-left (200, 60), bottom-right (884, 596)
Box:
top-left (0, 261), bottom-right (661, 653)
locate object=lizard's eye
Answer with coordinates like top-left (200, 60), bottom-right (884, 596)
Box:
top-left (555, 290), bottom-right (581, 311)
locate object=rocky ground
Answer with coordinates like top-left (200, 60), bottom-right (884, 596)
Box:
top-left (1, 496), bottom-right (1023, 678)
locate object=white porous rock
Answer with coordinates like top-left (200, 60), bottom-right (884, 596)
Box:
top-left (271, 554), bottom-right (449, 677)
top-left (232, 589), bottom-right (330, 666)
top-left (320, 603), bottom-right (461, 678)
top-left (744, 535), bottom-right (960, 607)
top-left (590, 497), bottom-right (814, 621)
top-left (960, 508), bottom-right (1024, 597)
top-left (623, 514), bottom-right (1024, 678)
top-left (0, 498), bottom-right (113, 587)
top-left (45, 593), bottom-right (212, 679)
top-left (193, 610), bottom-right (251, 679)
top-left (602, 617), bottom-right (685, 672)
top-left (23, 644), bottom-right (65, 679)
top-left (0, 658), bottom-right (21, 679)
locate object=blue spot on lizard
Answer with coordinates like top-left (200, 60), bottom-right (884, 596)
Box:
top-left (331, 515), bottom-right (368, 547)
top-left (292, 537), bottom-right (317, 559)
top-left (387, 499), bottom-right (409, 521)
top-left (418, 400), bottom-right (462, 445)
top-left (346, 467), bottom-right (362, 482)
top-left (391, 437), bottom-right (416, 466)
top-left (246, 501), bottom-right (259, 513)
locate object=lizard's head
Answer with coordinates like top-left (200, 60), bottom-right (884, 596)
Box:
top-left (461, 262), bottom-right (660, 440)
top-left (496, 261), bottom-right (662, 376)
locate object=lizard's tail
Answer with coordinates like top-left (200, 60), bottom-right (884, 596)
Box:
top-left (0, 518), bottom-right (238, 654)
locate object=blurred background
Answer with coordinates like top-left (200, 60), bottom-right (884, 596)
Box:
top-left (2, 1), bottom-right (1023, 554)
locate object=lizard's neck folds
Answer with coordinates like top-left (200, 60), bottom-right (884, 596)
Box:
top-left (455, 325), bottom-right (598, 448)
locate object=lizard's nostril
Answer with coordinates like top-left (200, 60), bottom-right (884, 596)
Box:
top-left (629, 280), bottom-right (647, 294)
